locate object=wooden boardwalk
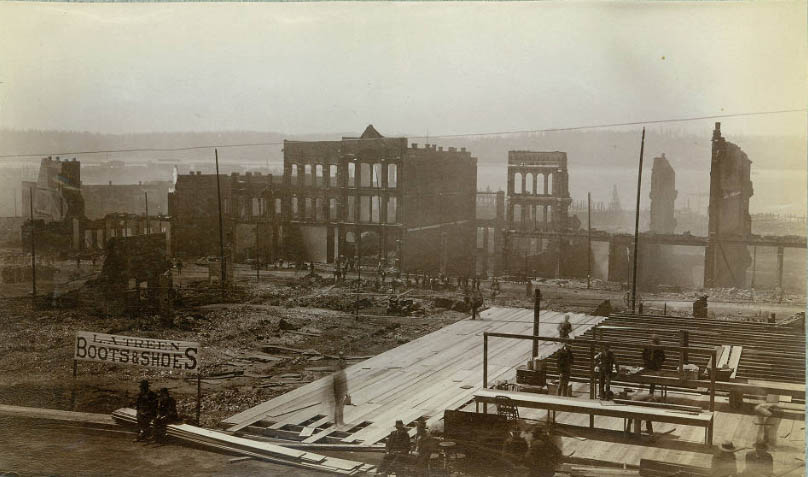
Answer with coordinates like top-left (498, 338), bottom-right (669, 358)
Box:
top-left (223, 307), bottom-right (605, 445)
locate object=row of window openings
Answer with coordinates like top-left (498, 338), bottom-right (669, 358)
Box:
top-left (512, 172), bottom-right (557, 195)
top-left (512, 205), bottom-right (553, 224)
top-left (290, 196), bottom-right (398, 224)
top-left (290, 163), bottom-right (397, 189)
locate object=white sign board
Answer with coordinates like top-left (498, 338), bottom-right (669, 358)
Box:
top-left (75, 331), bottom-right (199, 371)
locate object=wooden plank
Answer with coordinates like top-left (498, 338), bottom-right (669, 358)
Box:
top-left (728, 346), bottom-right (743, 379)
top-left (0, 404), bottom-right (116, 427)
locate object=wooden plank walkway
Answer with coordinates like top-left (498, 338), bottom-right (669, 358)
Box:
top-left (223, 307), bottom-right (606, 444)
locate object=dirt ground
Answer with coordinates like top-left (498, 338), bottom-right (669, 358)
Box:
top-left (2, 261), bottom-right (801, 429)
top-left (0, 258), bottom-right (803, 477)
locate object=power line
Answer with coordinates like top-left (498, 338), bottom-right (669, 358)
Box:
top-left (0, 108), bottom-right (804, 160)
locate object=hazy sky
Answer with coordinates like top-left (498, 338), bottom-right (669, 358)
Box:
top-left (0, 1), bottom-right (805, 137)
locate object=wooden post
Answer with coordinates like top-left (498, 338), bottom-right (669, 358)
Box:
top-left (589, 344), bottom-right (595, 428)
top-left (29, 188), bottom-right (36, 303)
top-left (631, 128), bottom-right (645, 313)
top-left (196, 372), bottom-right (202, 425)
top-left (709, 348), bottom-right (716, 412)
top-left (681, 330), bottom-right (689, 365)
top-left (750, 246), bottom-right (757, 289)
top-left (215, 149), bottom-right (227, 290)
top-left (144, 191), bottom-right (150, 235)
top-left (532, 289), bottom-right (541, 359)
top-left (587, 192), bottom-right (592, 289)
top-left (483, 333), bottom-right (489, 414)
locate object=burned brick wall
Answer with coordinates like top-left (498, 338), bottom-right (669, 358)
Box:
top-left (649, 153), bottom-right (677, 234)
top-left (704, 123), bottom-right (754, 288)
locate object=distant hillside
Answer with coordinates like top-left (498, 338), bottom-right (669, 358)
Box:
top-left (0, 128), bottom-right (804, 216)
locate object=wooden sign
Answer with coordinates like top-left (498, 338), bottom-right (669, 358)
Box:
top-left (75, 331), bottom-right (199, 371)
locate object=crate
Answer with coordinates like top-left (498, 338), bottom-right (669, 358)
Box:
top-left (516, 364), bottom-right (546, 386)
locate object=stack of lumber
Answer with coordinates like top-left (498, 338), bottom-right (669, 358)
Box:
top-left (111, 408), bottom-right (375, 475)
top-left (552, 312), bottom-right (805, 385)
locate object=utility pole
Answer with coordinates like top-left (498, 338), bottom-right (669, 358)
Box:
top-left (29, 188), bottom-right (36, 303)
top-left (256, 220), bottom-right (260, 282)
top-left (215, 149), bottom-right (227, 290)
top-left (750, 246), bottom-right (757, 289)
top-left (587, 192), bottom-right (592, 289)
top-left (532, 288), bottom-right (541, 359)
top-left (144, 191), bottom-right (150, 235)
top-left (631, 128), bottom-right (646, 313)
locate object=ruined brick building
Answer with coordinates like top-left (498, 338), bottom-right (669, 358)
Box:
top-left (649, 153), bottom-right (677, 235)
top-left (281, 125), bottom-right (477, 274)
top-left (503, 151), bottom-right (582, 277)
top-left (168, 126), bottom-right (478, 275)
top-left (20, 156), bottom-right (171, 257)
top-left (643, 153), bottom-right (679, 287)
top-left (704, 122), bottom-right (754, 288)
top-left (168, 170), bottom-right (278, 262)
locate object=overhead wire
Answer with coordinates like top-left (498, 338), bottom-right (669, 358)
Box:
top-left (0, 108), bottom-right (803, 160)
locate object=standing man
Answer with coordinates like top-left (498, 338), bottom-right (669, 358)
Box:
top-left (642, 334), bottom-right (666, 396)
top-left (134, 380), bottom-right (157, 442)
top-left (557, 314), bottom-right (572, 339)
top-left (595, 344), bottom-right (618, 400)
top-left (556, 343), bottom-right (574, 397)
top-left (332, 354), bottom-right (349, 428)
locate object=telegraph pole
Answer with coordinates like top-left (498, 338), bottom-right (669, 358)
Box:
top-left (587, 192), bottom-right (592, 289)
top-left (215, 149), bottom-right (227, 289)
top-left (29, 188), bottom-right (36, 302)
top-left (144, 191), bottom-right (150, 235)
top-left (631, 128), bottom-right (646, 313)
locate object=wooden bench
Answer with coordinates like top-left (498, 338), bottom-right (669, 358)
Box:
top-left (473, 389), bottom-right (715, 446)
top-left (639, 458), bottom-right (710, 477)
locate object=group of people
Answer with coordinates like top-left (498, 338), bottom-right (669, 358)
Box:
top-left (378, 418), bottom-right (436, 476)
top-left (712, 439), bottom-right (774, 476)
top-left (502, 425), bottom-right (563, 477)
top-left (134, 380), bottom-right (179, 443)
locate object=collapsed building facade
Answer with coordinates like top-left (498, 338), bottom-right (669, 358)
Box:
top-left (704, 122), bottom-right (754, 289)
top-left (502, 151), bottom-right (583, 277)
top-left (20, 156), bottom-right (171, 257)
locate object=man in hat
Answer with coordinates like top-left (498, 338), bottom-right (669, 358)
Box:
top-left (414, 418), bottom-right (435, 476)
top-left (557, 314), bottom-right (573, 340)
top-left (153, 387), bottom-right (179, 443)
top-left (642, 334), bottom-right (666, 396)
top-left (378, 420), bottom-right (411, 475)
top-left (134, 380), bottom-right (157, 442)
top-left (711, 440), bottom-right (738, 477)
top-left (501, 423), bottom-right (528, 464)
top-left (556, 343), bottom-right (574, 396)
top-left (594, 344), bottom-right (618, 400)
top-left (332, 354), bottom-right (349, 428)
top-left (744, 441), bottom-right (773, 476)
top-left (525, 426), bottom-right (562, 477)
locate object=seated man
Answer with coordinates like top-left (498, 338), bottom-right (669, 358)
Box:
top-left (378, 420), bottom-right (412, 475)
top-left (744, 441), bottom-right (773, 476)
top-left (501, 424), bottom-right (529, 469)
top-left (153, 388), bottom-right (179, 443)
top-left (414, 419), bottom-right (436, 477)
